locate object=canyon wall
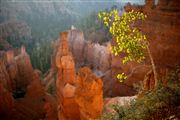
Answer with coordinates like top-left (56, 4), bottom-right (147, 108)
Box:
top-left (124, 0), bottom-right (180, 89)
top-left (125, 0), bottom-right (180, 69)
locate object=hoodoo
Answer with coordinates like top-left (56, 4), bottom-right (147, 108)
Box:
top-left (54, 31), bottom-right (103, 120)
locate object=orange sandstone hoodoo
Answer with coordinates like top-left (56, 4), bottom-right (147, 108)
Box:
top-left (55, 31), bottom-right (103, 120)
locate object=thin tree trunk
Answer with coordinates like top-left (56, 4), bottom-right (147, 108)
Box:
top-left (147, 46), bottom-right (158, 87)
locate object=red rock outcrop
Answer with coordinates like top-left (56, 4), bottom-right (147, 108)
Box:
top-left (44, 96), bottom-right (57, 120)
top-left (14, 46), bottom-right (34, 92)
top-left (75, 67), bottom-right (103, 120)
top-left (0, 80), bottom-right (14, 120)
top-left (55, 32), bottom-right (80, 120)
top-left (0, 51), bottom-right (12, 91)
top-left (124, 0), bottom-right (180, 90)
top-left (0, 47), bottom-right (57, 120)
top-left (55, 31), bottom-right (103, 120)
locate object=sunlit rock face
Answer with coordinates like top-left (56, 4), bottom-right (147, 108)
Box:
top-left (54, 31), bottom-right (103, 120)
top-left (75, 67), bottom-right (103, 120)
top-left (124, 0), bottom-right (180, 89)
top-left (0, 47), bottom-right (57, 120)
top-left (55, 32), bottom-right (80, 120)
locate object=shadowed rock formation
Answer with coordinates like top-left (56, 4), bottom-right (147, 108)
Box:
top-left (125, 0), bottom-right (180, 90)
top-left (0, 80), bottom-right (14, 120)
top-left (0, 47), bottom-right (57, 120)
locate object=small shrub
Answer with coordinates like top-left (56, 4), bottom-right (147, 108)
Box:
top-left (101, 68), bottom-right (180, 120)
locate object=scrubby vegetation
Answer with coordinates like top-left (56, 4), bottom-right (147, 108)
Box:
top-left (101, 68), bottom-right (180, 120)
top-left (27, 40), bottom-right (53, 73)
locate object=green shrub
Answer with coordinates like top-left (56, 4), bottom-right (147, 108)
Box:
top-left (101, 68), bottom-right (180, 120)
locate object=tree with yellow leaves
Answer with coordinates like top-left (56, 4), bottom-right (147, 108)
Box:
top-left (98, 9), bottom-right (158, 87)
